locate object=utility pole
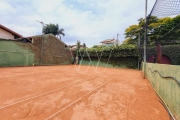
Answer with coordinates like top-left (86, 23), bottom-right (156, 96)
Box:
top-left (36, 20), bottom-right (45, 66)
top-left (117, 34), bottom-right (120, 45)
top-left (144, 0), bottom-right (148, 78)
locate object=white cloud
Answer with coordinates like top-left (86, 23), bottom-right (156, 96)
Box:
top-left (0, 0), bottom-right (156, 47)
top-left (0, 1), bottom-right (16, 15)
top-left (35, 0), bottom-right (64, 14)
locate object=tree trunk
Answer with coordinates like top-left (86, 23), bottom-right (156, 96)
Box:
top-left (59, 35), bottom-right (61, 40)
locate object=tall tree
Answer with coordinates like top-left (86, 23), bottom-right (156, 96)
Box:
top-left (124, 25), bottom-right (140, 45)
top-left (124, 15), bottom-right (180, 45)
top-left (42, 23), bottom-right (65, 40)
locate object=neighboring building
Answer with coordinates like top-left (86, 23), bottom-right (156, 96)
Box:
top-left (70, 44), bottom-right (87, 50)
top-left (100, 39), bottom-right (118, 46)
top-left (0, 24), bottom-right (23, 39)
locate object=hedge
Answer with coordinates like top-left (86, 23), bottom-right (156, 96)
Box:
top-left (77, 44), bottom-right (180, 69)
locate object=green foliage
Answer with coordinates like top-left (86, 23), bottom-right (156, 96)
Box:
top-left (125, 25), bottom-right (140, 40)
top-left (75, 40), bottom-right (81, 57)
top-left (78, 44), bottom-right (180, 69)
top-left (91, 45), bottom-right (99, 48)
top-left (78, 44), bottom-right (139, 68)
top-left (79, 44), bottom-right (138, 57)
top-left (82, 57), bottom-right (138, 69)
top-left (43, 23), bottom-right (65, 40)
top-left (109, 57), bottom-right (138, 68)
top-left (145, 45), bottom-right (180, 65)
top-left (124, 15), bottom-right (180, 45)
top-left (83, 43), bottom-right (86, 47)
top-left (91, 45), bottom-right (106, 48)
top-left (43, 24), bottom-right (58, 35)
top-left (76, 40), bottom-right (81, 50)
top-left (161, 45), bottom-right (180, 65)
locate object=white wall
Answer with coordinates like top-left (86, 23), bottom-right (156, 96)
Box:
top-left (0, 28), bottom-right (14, 39)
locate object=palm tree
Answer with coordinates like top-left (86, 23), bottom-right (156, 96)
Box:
top-left (75, 40), bottom-right (81, 64)
top-left (57, 28), bottom-right (65, 40)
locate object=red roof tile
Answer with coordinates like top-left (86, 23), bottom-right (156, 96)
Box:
top-left (0, 24), bottom-right (23, 38)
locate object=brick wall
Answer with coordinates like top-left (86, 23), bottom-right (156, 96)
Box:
top-left (18, 34), bottom-right (73, 65)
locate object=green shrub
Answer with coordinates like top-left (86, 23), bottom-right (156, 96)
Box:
top-left (78, 44), bottom-right (180, 69)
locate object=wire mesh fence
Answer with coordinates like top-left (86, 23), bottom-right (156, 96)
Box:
top-left (150, 0), bottom-right (180, 17)
top-left (147, 0), bottom-right (180, 43)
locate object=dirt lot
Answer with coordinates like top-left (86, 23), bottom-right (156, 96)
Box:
top-left (0, 65), bottom-right (169, 120)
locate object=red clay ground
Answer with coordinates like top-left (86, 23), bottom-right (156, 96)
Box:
top-left (0, 65), bottom-right (169, 120)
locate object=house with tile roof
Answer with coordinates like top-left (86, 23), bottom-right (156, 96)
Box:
top-left (100, 39), bottom-right (118, 46)
top-left (0, 24), bottom-right (23, 39)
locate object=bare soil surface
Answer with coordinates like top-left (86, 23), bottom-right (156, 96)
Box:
top-left (0, 65), bottom-right (169, 120)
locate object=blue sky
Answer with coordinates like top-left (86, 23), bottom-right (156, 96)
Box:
top-left (0, 0), bottom-right (156, 47)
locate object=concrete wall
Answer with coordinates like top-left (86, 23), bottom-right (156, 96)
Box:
top-left (143, 63), bottom-right (180, 120)
top-left (0, 28), bottom-right (14, 39)
top-left (0, 34), bottom-right (73, 67)
top-left (0, 41), bottom-right (34, 66)
top-left (29, 34), bottom-right (73, 65)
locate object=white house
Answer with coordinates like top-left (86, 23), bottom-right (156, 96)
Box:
top-left (100, 39), bottom-right (118, 46)
top-left (0, 24), bottom-right (22, 39)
